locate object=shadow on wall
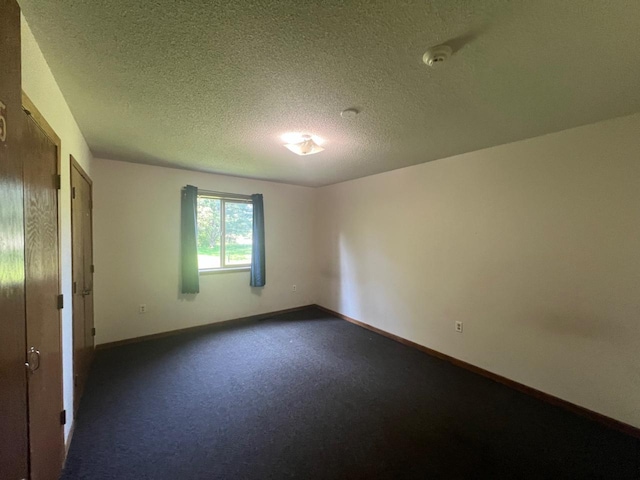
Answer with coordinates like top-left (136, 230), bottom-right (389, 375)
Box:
top-left (317, 217), bottom-right (340, 309)
top-left (251, 287), bottom-right (263, 297)
top-left (329, 207), bottom-right (424, 338)
top-left (334, 229), bottom-right (381, 323)
top-left (178, 293), bottom-right (198, 302)
top-left (320, 218), bottom-right (393, 327)
top-left (533, 309), bottom-right (630, 343)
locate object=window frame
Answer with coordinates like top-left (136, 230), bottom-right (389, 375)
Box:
top-left (197, 191), bottom-right (253, 274)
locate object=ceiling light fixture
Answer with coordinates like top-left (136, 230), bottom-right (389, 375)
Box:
top-left (282, 133), bottom-right (325, 156)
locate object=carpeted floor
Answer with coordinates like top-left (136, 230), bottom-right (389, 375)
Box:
top-left (61, 307), bottom-right (639, 479)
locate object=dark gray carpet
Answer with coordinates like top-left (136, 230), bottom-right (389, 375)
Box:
top-left (61, 307), bottom-right (639, 479)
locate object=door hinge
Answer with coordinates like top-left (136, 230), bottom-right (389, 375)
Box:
top-left (57, 294), bottom-right (64, 309)
top-left (73, 281), bottom-right (77, 294)
top-left (72, 186), bottom-right (76, 199)
top-left (90, 264), bottom-right (95, 273)
top-left (55, 174), bottom-right (61, 190)
top-left (60, 409), bottom-right (67, 425)
top-left (91, 327), bottom-right (96, 337)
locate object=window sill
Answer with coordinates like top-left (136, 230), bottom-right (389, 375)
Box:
top-left (199, 267), bottom-right (251, 275)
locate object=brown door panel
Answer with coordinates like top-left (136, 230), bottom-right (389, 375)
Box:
top-left (71, 158), bottom-right (94, 414)
top-left (0, 1), bottom-right (30, 479)
top-left (23, 114), bottom-right (64, 479)
top-left (82, 175), bottom-right (95, 351)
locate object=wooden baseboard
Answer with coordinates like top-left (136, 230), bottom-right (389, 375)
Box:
top-left (96, 305), bottom-right (315, 350)
top-left (313, 304), bottom-right (640, 439)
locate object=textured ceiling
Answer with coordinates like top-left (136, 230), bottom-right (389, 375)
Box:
top-left (19, 0), bottom-right (640, 186)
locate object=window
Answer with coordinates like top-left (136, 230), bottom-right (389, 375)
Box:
top-left (197, 193), bottom-right (253, 271)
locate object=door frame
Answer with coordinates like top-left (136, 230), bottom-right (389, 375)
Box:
top-left (22, 92), bottom-right (61, 170)
top-left (22, 91), bottom-right (69, 455)
top-left (69, 154), bottom-right (94, 416)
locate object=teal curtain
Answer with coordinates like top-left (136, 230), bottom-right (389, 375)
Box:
top-left (250, 194), bottom-right (265, 287)
top-left (181, 185), bottom-right (199, 294)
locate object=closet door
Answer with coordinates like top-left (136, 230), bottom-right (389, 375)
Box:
top-left (0, 1), bottom-right (29, 479)
top-left (71, 158), bottom-right (94, 413)
top-left (23, 113), bottom-right (64, 480)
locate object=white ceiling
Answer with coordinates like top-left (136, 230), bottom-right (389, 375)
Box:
top-left (19, 0), bottom-right (640, 187)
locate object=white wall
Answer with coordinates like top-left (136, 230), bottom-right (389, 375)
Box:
top-left (21, 15), bottom-right (94, 441)
top-left (21, 6), bottom-right (640, 432)
top-left (315, 112), bottom-right (640, 428)
top-left (92, 159), bottom-right (316, 344)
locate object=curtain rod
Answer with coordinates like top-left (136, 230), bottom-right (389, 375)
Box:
top-left (183, 187), bottom-right (252, 201)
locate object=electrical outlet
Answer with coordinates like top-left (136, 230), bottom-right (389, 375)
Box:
top-left (455, 321), bottom-right (463, 333)
top-left (139, 304), bottom-right (147, 314)
top-left (292, 285), bottom-right (297, 292)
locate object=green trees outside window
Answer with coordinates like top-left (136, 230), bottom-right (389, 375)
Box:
top-left (197, 196), bottom-right (253, 270)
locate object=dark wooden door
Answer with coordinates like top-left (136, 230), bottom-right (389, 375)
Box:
top-left (71, 158), bottom-right (94, 412)
top-left (0, 1), bottom-right (29, 479)
top-left (23, 114), bottom-right (64, 480)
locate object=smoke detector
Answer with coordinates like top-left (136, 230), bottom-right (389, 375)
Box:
top-left (422, 44), bottom-right (453, 67)
top-left (340, 108), bottom-right (359, 119)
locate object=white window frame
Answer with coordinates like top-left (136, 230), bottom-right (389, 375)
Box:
top-left (197, 190), bottom-right (253, 274)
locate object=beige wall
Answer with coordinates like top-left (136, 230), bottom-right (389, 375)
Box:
top-left (92, 159), bottom-right (316, 344)
top-left (21, 15), bottom-right (94, 441)
top-left (23, 8), bottom-right (640, 432)
top-left (315, 112), bottom-right (640, 428)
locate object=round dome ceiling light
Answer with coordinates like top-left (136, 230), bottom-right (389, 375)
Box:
top-left (340, 108), bottom-right (359, 119)
top-left (422, 44), bottom-right (453, 67)
top-left (283, 134), bottom-right (325, 156)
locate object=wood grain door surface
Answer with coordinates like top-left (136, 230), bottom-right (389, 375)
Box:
top-left (0, 0), bottom-right (29, 478)
top-left (23, 114), bottom-right (64, 480)
top-left (71, 159), bottom-right (95, 414)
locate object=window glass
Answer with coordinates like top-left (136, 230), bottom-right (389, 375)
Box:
top-left (224, 202), bottom-right (253, 266)
top-left (197, 195), bottom-right (252, 270)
